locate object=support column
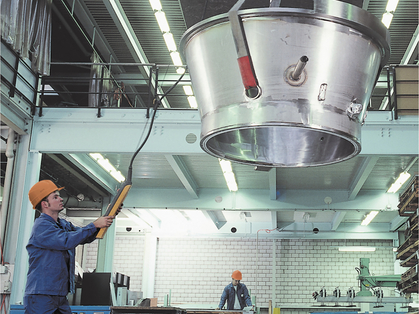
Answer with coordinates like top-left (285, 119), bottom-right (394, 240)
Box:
top-left (142, 233), bottom-right (157, 298)
top-left (9, 149), bottom-right (42, 304)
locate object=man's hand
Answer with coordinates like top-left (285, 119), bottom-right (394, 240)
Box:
top-left (116, 204), bottom-right (123, 215)
top-left (93, 215), bottom-right (115, 228)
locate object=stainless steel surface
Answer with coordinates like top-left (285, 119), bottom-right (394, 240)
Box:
top-left (180, 0), bottom-right (390, 167)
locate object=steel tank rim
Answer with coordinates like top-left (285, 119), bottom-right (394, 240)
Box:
top-left (200, 122), bottom-right (362, 167)
top-left (179, 0), bottom-right (390, 68)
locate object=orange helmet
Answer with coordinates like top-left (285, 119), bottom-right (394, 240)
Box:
top-left (231, 270), bottom-right (242, 280)
top-left (28, 180), bottom-right (64, 209)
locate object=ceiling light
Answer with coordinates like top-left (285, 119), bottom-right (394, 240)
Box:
top-left (219, 159), bottom-right (238, 192)
top-left (387, 172), bottom-right (411, 193)
top-left (225, 173), bottom-right (238, 192)
top-left (90, 153), bottom-right (102, 160)
top-left (187, 96), bottom-right (198, 108)
top-left (110, 170), bottom-right (125, 182)
top-left (339, 246), bottom-right (376, 252)
top-left (155, 11), bottom-right (170, 33)
top-left (381, 12), bottom-right (393, 28)
top-left (163, 32), bottom-right (177, 51)
top-left (176, 67), bottom-right (185, 74)
top-left (361, 210), bottom-right (379, 226)
top-left (170, 51), bottom-right (183, 66)
top-left (149, 0), bottom-right (162, 11)
top-left (97, 158), bottom-right (114, 172)
top-left (183, 85), bottom-right (193, 96)
top-left (89, 153), bottom-right (125, 182)
top-left (385, 0), bottom-right (399, 12)
top-left (219, 159), bottom-right (233, 172)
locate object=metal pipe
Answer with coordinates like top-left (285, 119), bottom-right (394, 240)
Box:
top-left (291, 55), bottom-right (309, 80)
top-left (1, 129), bottom-right (16, 249)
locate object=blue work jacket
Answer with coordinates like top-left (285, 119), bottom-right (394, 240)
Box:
top-left (218, 282), bottom-right (252, 310)
top-left (25, 213), bottom-right (98, 296)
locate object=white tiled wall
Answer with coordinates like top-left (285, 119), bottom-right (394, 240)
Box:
top-left (83, 235), bottom-right (145, 292)
top-left (83, 237), bottom-right (397, 308)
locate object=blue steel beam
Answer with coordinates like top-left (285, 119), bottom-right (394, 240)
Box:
top-left (165, 155), bottom-right (199, 199)
top-left (30, 108), bottom-right (418, 155)
top-left (348, 156), bottom-right (379, 200)
top-left (122, 187), bottom-right (400, 212)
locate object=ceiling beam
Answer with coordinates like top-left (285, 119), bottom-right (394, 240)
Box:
top-left (348, 156), bottom-right (379, 200)
top-left (389, 215), bottom-right (409, 232)
top-left (202, 210), bottom-right (227, 230)
top-left (165, 155), bottom-right (199, 198)
top-left (30, 108), bottom-right (418, 155)
top-left (123, 187), bottom-right (400, 211)
top-left (125, 208), bottom-right (150, 226)
top-left (331, 211), bottom-right (346, 231)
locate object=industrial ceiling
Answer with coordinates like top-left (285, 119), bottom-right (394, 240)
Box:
top-left (1, 0), bottom-right (418, 238)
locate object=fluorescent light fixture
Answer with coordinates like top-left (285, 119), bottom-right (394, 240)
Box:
top-left (163, 32), bottom-right (177, 51)
top-left (386, 0), bottom-right (399, 12)
top-left (381, 12), bottom-right (393, 28)
top-left (89, 153), bottom-right (125, 183)
top-left (90, 153), bottom-right (102, 160)
top-left (339, 246), bottom-right (376, 252)
top-left (110, 170), bottom-right (125, 182)
top-left (218, 159), bottom-right (238, 192)
top-left (361, 210), bottom-right (379, 226)
top-left (387, 172), bottom-right (411, 193)
top-left (155, 11), bottom-right (170, 33)
top-left (183, 85), bottom-right (193, 96)
top-left (176, 67), bottom-right (185, 74)
top-left (219, 159), bottom-right (233, 172)
top-left (97, 158), bottom-right (114, 172)
top-left (149, 0), bottom-right (162, 11)
top-left (187, 96), bottom-right (198, 108)
top-left (170, 51), bottom-right (183, 66)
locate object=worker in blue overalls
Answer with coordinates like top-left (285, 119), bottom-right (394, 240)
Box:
top-left (216, 270), bottom-right (253, 310)
top-left (24, 180), bottom-right (120, 314)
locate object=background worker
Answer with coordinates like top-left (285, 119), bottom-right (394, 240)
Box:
top-left (24, 180), bottom-right (120, 314)
top-left (216, 270), bottom-right (253, 310)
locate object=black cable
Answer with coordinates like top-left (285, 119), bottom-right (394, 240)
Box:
top-left (127, 70), bottom-right (186, 177)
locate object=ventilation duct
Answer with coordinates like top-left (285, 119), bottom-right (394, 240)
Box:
top-left (180, 0), bottom-right (390, 167)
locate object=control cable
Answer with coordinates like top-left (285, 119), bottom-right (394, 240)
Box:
top-left (97, 70), bottom-right (186, 238)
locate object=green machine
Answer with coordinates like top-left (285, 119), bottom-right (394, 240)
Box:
top-left (356, 258), bottom-right (401, 296)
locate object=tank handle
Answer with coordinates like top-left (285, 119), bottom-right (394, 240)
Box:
top-left (228, 0), bottom-right (261, 99)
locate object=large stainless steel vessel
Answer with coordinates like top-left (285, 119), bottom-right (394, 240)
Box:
top-left (180, 0), bottom-right (390, 167)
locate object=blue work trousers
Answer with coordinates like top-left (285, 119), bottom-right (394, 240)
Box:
top-left (24, 294), bottom-right (71, 314)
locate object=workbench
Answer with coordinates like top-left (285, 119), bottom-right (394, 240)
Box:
top-left (110, 306), bottom-right (187, 314)
top-left (186, 311), bottom-right (243, 314)
top-left (110, 308), bottom-right (245, 314)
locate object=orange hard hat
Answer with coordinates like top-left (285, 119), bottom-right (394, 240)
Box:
top-left (28, 180), bottom-right (64, 209)
top-left (232, 270), bottom-right (242, 280)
